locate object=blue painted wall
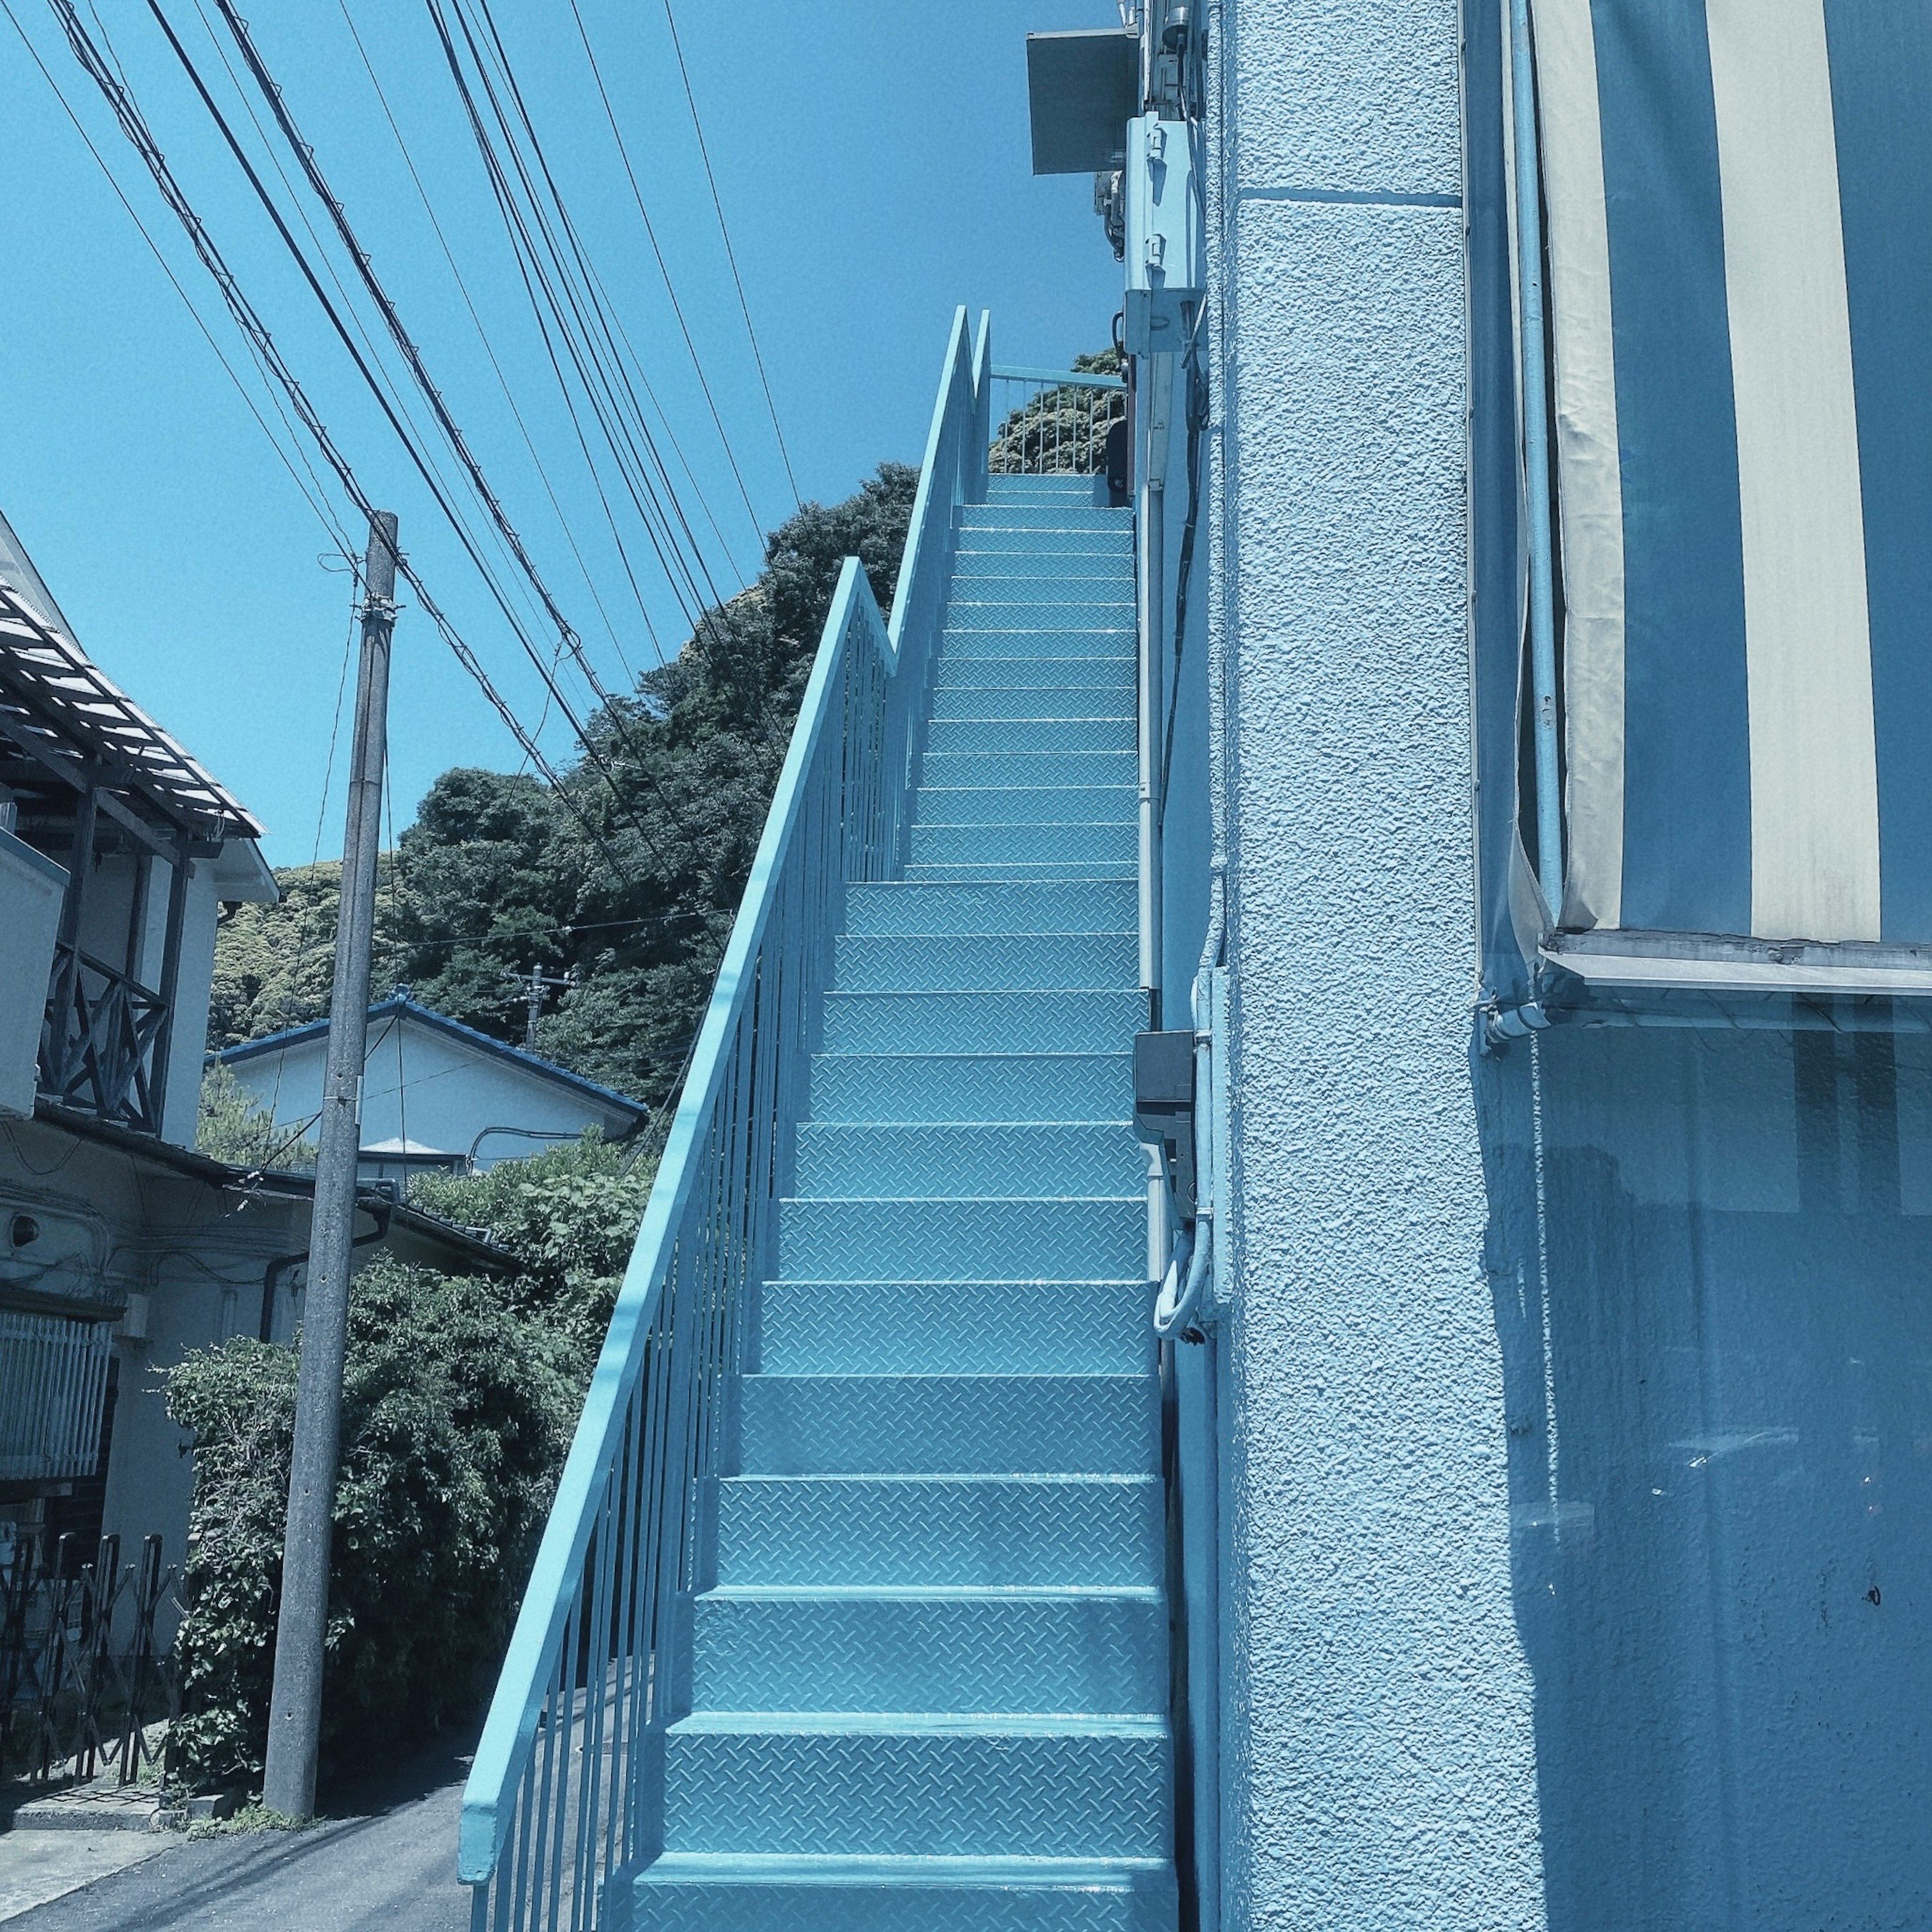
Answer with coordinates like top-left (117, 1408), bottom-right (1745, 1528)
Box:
top-left (1200, 3), bottom-right (1932, 1925)
top-left (1208, 0), bottom-right (1547, 1922)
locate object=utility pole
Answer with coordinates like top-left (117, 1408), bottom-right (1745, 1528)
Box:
top-left (262, 511), bottom-right (398, 1821)
top-left (509, 964), bottom-right (575, 1050)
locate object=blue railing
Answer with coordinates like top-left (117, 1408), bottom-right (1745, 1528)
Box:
top-left (456, 307), bottom-right (985, 1930)
top-left (985, 361), bottom-right (1127, 475)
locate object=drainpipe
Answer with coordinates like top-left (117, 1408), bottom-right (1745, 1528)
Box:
top-left (1139, 351), bottom-right (1176, 1019)
top-left (258, 1198), bottom-right (392, 1344)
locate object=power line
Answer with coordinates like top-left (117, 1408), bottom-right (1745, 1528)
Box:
top-left (132, 0), bottom-right (679, 871)
top-left (45, 0), bottom-right (632, 881)
top-left (333, 0), bottom-right (644, 679)
top-left (431, 0), bottom-right (749, 659)
top-left (660, 0), bottom-right (800, 507)
top-left (563, 0), bottom-right (774, 544)
top-left (0, 0), bottom-right (355, 555)
top-left (210, 0), bottom-right (641, 713)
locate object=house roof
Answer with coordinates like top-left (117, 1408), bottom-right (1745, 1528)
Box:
top-left (0, 509), bottom-right (263, 846)
top-left (218, 993), bottom-right (650, 1128)
top-left (32, 1099), bottom-right (516, 1277)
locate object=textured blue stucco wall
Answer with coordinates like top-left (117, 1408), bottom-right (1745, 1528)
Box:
top-left (1215, 0), bottom-right (1547, 1923)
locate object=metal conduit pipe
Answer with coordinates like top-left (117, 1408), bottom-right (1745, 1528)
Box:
top-left (1509, 0), bottom-right (1564, 917)
top-left (1139, 352), bottom-right (1175, 1013)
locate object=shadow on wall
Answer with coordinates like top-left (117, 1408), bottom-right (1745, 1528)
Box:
top-left (1476, 1017), bottom-right (1932, 1932)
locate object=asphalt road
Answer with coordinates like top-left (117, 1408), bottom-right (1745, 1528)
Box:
top-left (9, 1735), bottom-right (474, 1932)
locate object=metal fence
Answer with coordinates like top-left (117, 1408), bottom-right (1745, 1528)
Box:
top-left (456, 306), bottom-right (990, 1931)
top-left (986, 362), bottom-right (1128, 475)
top-left (0, 1532), bottom-right (180, 1787)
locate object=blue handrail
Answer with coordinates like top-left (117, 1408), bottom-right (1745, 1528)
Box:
top-left (457, 306), bottom-right (984, 1928)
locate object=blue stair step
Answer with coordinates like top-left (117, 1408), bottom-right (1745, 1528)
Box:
top-left (714, 1475), bottom-right (1163, 1587)
top-left (688, 1586), bottom-right (1165, 1715)
top-left (830, 930), bottom-right (1136, 992)
top-left (930, 685), bottom-right (1132, 721)
top-left (904, 861), bottom-right (1137, 882)
top-left (776, 1196), bottom-right (1143, 1281)
top-left (911, 786), bottom-right (1134, 830)
top-left (908, 824), bottom-right (1137, 870)
top-left (843, 879), bottom-right (1135, 936)
top-left (736, 1373), bottom-right (1159, 1476)
top-left (756, 1279), bottom-right (1152, 1376)
top-left (952, 553), bottom-right (1133, 583)
top-left (959, 506), bottom-right (1130, 531)
top-left (944, 608), bottom-right (1135, 637)
top-left (661, 1714), bottom-right (1170, 1859)
top-left (926, 718), bottom-right (1136, 755)
top-left (792, 1121), bottom-right (1145, 1198)
top-left (820, 989), bottom-right (1144, 1055)
top-left (940, 628), bottom-right (1134, 660)
top-left (919, 750), bottom-right (1138, 788)
top-left (807, 1053), bottom-right (1131, 1124)
top-left (908, 786), bottom-right (1136, 828)
top-left (935, 658), bottom-right (1135, 691)
top-left (629, 1854), bottom-right (1176, 1932)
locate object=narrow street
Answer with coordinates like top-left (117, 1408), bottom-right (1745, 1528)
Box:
top-left (3, 1737), bottom-right (471, 1931)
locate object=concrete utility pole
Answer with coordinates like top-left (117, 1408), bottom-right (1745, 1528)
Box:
top-left (262, 511), bottom-right (398, 1821)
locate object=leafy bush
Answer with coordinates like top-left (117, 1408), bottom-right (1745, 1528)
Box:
top-left (165, 1258), bottom-right (580, 1795)
top-left (407, 1133), bottom-right (654, 1354)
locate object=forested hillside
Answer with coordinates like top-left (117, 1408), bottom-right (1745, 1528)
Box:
top-left (211, 463), bottom-right (917, 1103)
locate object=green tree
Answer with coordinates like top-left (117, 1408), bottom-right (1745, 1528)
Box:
top-left (211, 461), bottom-right (921, 1104)
top-left (407, 1133), bottom-right (654, 1354)
top-left (165, 1258), bottom-right (580, 1794)
top-left (207, 860), bottom-right (408, 1051)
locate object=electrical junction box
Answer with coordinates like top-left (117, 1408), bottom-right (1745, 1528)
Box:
top-left (1123, 113), bottom-right (1202, 357)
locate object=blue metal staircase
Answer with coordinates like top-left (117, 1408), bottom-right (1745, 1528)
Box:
top-left (627, 471), bottom-right (1172, 1929)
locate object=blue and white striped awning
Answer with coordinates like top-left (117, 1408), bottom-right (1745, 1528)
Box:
top-left (1534, 0), bottom-right (1932, 974)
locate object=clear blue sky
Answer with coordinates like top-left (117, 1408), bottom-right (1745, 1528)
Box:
top-left (0, 0), bottom-right (1123, 863)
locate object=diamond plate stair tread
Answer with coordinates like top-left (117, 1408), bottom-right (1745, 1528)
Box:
top-left (628, 1856), bottom-right (1177, 1932)
top-left (935, 660), bottom-right (1135, 691)
top-left (959, 509), bottom-right (1132, 531)
top-left (919, 750), bottom-right (1138, 788)
top-left (715, 1475), bottom-right (1162, 1587)
top-left (942, 637), bottom-right (1136, 668)
top-left (907, 786), bottom-right (1137, 827)
top-left (930, 694), bottom-right (1133, 728)
top-left (757, 1278), bottom-right (1152, 1376)
top-left (662, 1716), bottom-right (1169, 1858)
top-left (843, 879), bottom-right (1135, 935)
top-left (925, 718), bottom-right (1135, 755)
top-left (792, 1121), bottom-right (1145, 1198)
top-left (904, 862), bottom-right (1138, 883)
top-left (952, 554), bottom-right (1130, 582)
top-left (909, 823), bottom-right (1136, 867)
top-left (807, 1053), bottom-right (1131, 1123)
top-left (736, 1373), bottom-right (1159, 1476)
top-left (820, 989), bottom-right (1144, 1054)
top-left (689, 1587), bottom-right (1165, 1715)
top-left (776, 1196), bottom-right (1144, 1281)
top-left (831, 931), bottom-right (1137, 992)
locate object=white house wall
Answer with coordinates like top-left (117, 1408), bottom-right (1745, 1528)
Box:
top-left (230, 1013), bottom-right (634, 1168)
top-left (1214, 0), bottom-right (1546, 1922)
